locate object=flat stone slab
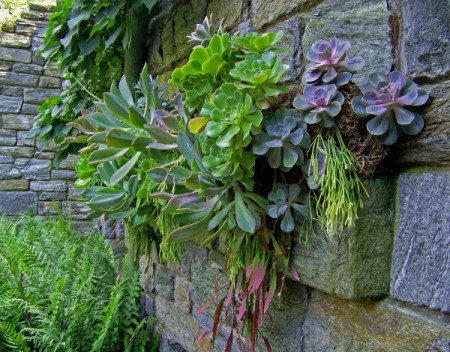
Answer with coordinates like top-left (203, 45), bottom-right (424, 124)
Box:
top-left (391, 172), bottom-right (450, 312)
top-left (0, 191), bottom-right (37, 215)
top-left (291, 177), bottom-right (395, 299)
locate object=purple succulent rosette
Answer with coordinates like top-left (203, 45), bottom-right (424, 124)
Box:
top-left (351, 71), bottom-right (429, 145)
top-left (302, 37), bottom-right (364, 86)
top-left (293, 84), bottom-right (344, 127)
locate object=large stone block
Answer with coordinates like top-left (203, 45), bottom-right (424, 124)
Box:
top-left (0, 32), bottom-right (31, 49)
top-left (15, 158), bottom-right (51, 180)
top-left (0, 60), bottom-right (12, 71)
top-left (301, 290), bottom-right (450, 352)
top-left (389, 80), bottom-right (450, 167)
top-left (39, 76), bottom-right (60, 88)
top-left (398, 0), bottom-right (449, 80)
top-left (391, 173), bottom-right (450, 312)
top-left (0, 47), bottom-right (31, 63)
top-left (0, 179), bottom-right (29, 191)
top-left (61, 200), bottom-right (90, 220)
top-left (302, 0), bottom-right (393, 85)
top-left (0, 72), bottom-right (39, 87)
top-left (270, 15), bottom-right (302, 82)
top-left (155, 264), bottom-right (175, 301)
top-left (0, 191), bottom-right (37, 215)
top-left (31, 180), bottom-right (67, 192)
top-left (291, 177), bottom-right (395, 299)
top-left (0, 164), bottom-right (21, 179)
top-left (16, 131), bottom-right (35, 146)
top-left (51, 169), bottom-right (77, 180)
top-left (206, 0), bottom-right (246, 30)
top-left (2, 114), bottom-right (34, 130)
top-left (24, 88), bottom-right (62, 104)
top-left (1, 86), bottom-right (23, 96)
top-left (0, 146), bottom-right (34, 158)
top-left (13, 63), bottom-right (44, 75)
top-left (0, 130), bottom-right (16, 146)
top-left (0, 95), bottom-right (22, 113)
top-left (252, 0), bottom-right (314, 29)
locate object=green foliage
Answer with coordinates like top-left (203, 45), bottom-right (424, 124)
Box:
top-left (0, 214), bottom-right (157, 352)
top-left (28, 0), bottom-right (158, 166)
top-left (0, 0), bottom-right (28, 27)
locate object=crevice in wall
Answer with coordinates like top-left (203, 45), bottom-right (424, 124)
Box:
top-left (299, 286), bottom-right (313, 352)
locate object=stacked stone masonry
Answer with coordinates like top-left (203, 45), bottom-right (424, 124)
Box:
top-left (0, 1), bottom-right (91, 230)
top-left (143, 0), bottom-right (450, 351)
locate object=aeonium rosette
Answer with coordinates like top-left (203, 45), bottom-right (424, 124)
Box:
top-left (351, 71), bottom-right (429, 145)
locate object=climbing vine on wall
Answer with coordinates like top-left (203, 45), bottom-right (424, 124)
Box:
top-left (28, 0), bottom-right (158, 166)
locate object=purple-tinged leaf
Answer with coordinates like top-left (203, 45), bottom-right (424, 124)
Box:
top-left (237, 298), bottom-right (247, 321)
top-left (367, 113), bottom-right (390, 136)
top-left (290, 266), bottom-right (301, 281)
top-left (394, 107), bottom-right (415, 125)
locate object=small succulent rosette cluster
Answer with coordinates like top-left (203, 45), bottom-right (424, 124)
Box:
top-left (252, 108), bottom-right (310, 171)
top-left (351, 71), bottom-right (429, 145)
top-left (293, 37), bottom-right (364, 128)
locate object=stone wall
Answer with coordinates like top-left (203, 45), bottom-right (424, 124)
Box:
top-left (0, 1), bottom-right (91, 229)
top-left (143, 0), bottom-right (450, 351)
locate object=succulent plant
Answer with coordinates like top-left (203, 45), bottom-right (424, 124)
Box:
top-left (232, 31), bottom-right (284, 54)
top-left (266, 183), bottom-right (309, 233)
top-left (293, 84), bottom-right (344, 127)
top-left (253, 108), bottom-right (310, 171)
top-left (197, 83), bottom-right (263, 148)
top-left (181, 74), bottom-right (216, 111)
top-left (351, 71), bottom-right (429, 145)
top-left (187, 15), bottom-right (226, 46)
top-left (302, 37), bottom-right (364, 86)
top-left (230, 52), bottom-right (288, 109)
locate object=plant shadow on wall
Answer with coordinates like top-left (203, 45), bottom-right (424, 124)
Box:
top-left (70, 17), bottom-right (429, 352)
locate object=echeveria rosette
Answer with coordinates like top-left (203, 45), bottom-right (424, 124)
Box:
top-left (230, 52), bottom-right (289, 109)
top-left (293, 84), bottom-right (344, 127)
top-left (352, 71), bottom-right (429, 145)
top-left (199, 83), bottom-right (263, 148)
top-left (253, 108), bottom-right (310, 171)
top-left (302, 37), bottom-right (364, 86)
top-left (266, 184), bottom-right (309, 233)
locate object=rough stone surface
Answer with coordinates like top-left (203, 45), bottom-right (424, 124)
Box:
top-left (391, 173), bottom-right (450, 312)
top-left (270, 15), bottom-right (302, 82)
top-left (15, 158), bottom-right (51, 180)
top-left (155, 265), bottom-right (175, 301)
top-left (21, 103), bottom-right (40, 114)
top-left (39, 76), bottom-right (60, 88)
top-left (2, 114), bottom-right (34, 130)
top-left (302, 0), bottom-right (393, 85)
top-left (39, 191), bottom-right (67, 201)
top-left (0, 179), bottom-right (29, 191)
top-left (0, 95), bottom-right (22, 113)
top-left (399, 0), bottom-right (450, 80)
top-left (0, 71), bottom-right (39, 87)
top-left (13, 63), bottom-right (43, 74)
top-left (252, 0), bottom-right (314, 29)
top-left (0, 191), bottom-right (37, 214)
top-left (0, 60), bottom-right (12, 71)
top-left (24, 88), bottom-right (62, 104)
top-left (50, 169), bottom-right (77, 180)
top-left (174, 276), bottom-right (192, 313)
top-left (0, 146), bottom-right (34, 157)
top-left (390, 81), bottom-right (450, 167)
top-left (301, 290), bottom-right (450, 352)
top-left (0, 130), bottom-right (16, 146)
top-left (16, 131), bottom-right (35, 146)
top-left (0, 156), bottom-right (14, 163)
top-left (291, 178), bottom-right (395, 299)
top-left (0, 164), bottom-right (21, 179)
top-left (31, 180), bottom-right (67, 192)
top-left (0, 32), bottom-right (31, 49)
top-left (1, 86), bottom-right (23, 96)
top-left (207, 0), bottom-right (246, 30)
top-left (0, 47), bottom-right (32, 63)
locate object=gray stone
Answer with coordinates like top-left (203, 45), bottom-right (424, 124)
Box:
top-left (21, 10), bottom-right (45, 21)
top-left (51, 169), bottom-right (77, 180)
top-left (34, 151), bottom-right (54, 159)
top-left (0, 164), bottom-right (21, 179)
top-left (390, 81), bottom-right (450, 167)
top-left (0, 130), bottom-right (16, 146)
top-left (0, 47), bottom-right (31, 63)
top-left (0, 191), bottom-right (37, 215)
top-left (15, 158), bottom-right (51, 180)
top-left (0, 146), bottom-right (34, 157)
top-left (32, 55), bottom-right (46, 66)
top-left (61, 200), bottom-right (90, 220)
top-left (207, 0), bottom-right (246, 30)
top-left (0, 32), bottom-right (31, 49)
top-left (252, 0), bottom-right (315, 29)
top-left (391, 173), bottom-right (450, 312)
top-left (38, 76), bottom-right (60, 88)
top-left (13, 63), bottom-right (44, 75)
top-left (399, 0), bottom-right (450, 80)
top-left (15, 18), bottom-right (46, 29)
top-left (67, 182), bottom-right (83, 200)
top-left (29, 1), bottom-right (56, 12)
top-left (143, 293), bottom-right (156, 317)
top-left (38, 200), bottom-right (61, 216)
top-left (301, 290), bottom-right (450, 352)
top-left (0, 156), bottom-right (14, 163)
top-left (15, 25), bottom-right (40, 36)
top-left (24, 88), bottom-right (62, 104)
top-left (2, 114), bottom-right (34, 130)
top-left (31, 181), bottom-right (67, 192)
top-left (58, 154), bottom-right (78, 169)
top-left (270, 15), bottom-right (302, 82)
top-left (0, 96), bottom-right (22, 113)
top-left (1, 21), bottom-right (15, 33)
top-left (43, 65), bottom-right (62, 78)
top-left (0, 60), bottom-right (12, 71)
top-left (1, 86), bottom-right (23, 96)
top-left (174, 276), bottom-right (192, 313)
top-left (291, 178), bottom-right (395, 299)
top-left (0, 179), bottom-right (29, 191)
top-left (155, 264), bottom-right (175, 301)
top-left (302, 0), bottom-right (393, 85)
top-left (16, 131), bottom-right (35, 146)
top-left (39, 191), bottom-right (67, 201)
top-left (0, 72), bottom-right (39, 87)
top-left (21, 104), bottom-right (40, 114)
